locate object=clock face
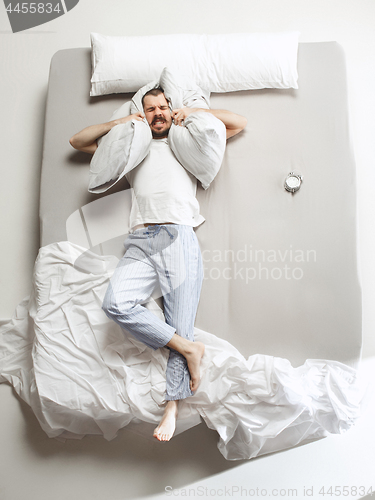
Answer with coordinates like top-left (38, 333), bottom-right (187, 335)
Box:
top-left (286, 175), bottom-right (300, 189)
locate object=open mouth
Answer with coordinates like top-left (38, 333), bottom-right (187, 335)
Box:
top-left (152, 118), bottom-right (166, 126)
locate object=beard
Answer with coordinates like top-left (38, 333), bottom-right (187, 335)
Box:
top-left (150, 118), bottom-right (171, 138)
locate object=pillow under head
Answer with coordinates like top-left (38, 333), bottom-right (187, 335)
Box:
top-left (90, 32), bottom-right (300, 96)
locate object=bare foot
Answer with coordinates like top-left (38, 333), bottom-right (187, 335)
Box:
top-left (153, 400), bottom-right (178, 441)
top-left (166, 335), bottom-right (206, 393)
top-left (184, 341), bottom-right (205, 392)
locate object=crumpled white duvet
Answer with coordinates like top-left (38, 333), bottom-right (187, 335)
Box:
top-left (0, 241), bottom-right (362, 460)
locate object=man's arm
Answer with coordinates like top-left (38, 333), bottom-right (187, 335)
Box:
top-left (172, 107), bottom-right (247, 139)
top-left (69, 112), bottom-right (145, 154)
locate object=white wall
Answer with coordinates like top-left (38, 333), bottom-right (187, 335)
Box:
top-left (0, 1), bottom-right (374, 354)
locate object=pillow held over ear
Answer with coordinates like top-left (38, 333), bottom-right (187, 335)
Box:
top-left (168, 113), bottom-right (227, 190)
top-left (130, 67), bottom-right (210, 114)
top-left (88, 68), bottom-right (226, 193)
top-left (132, 67), bottom-right (226, 189)
top-left (88, 102), bottom-right (152, 194)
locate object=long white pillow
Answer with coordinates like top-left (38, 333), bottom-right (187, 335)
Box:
top-left (90, 32), bottom-right (300, 96)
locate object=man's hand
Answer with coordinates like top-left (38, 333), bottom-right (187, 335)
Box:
top-left (172, 107), bottom-right (199, 126)
top-left (69, 112), bottom-right (145, 154)
top-left (113, 112), bottom-right (145, 126)
top-left (172, 107), bottom-right (247, 139)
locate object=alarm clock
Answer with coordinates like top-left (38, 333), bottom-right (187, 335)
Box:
top-left (284, 171), bottom-right (303, 193)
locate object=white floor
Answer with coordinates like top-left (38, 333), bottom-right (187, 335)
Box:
top-left (0, 357), bottom-right (374, 500)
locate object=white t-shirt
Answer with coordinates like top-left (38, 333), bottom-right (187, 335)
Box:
top-left (126, 138), bottom-right (205, 232)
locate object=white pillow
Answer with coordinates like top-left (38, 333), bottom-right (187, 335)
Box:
top-left (129, 69), bottom-right (225, 190)
top-left (130, 67), bottom-right (210, 114)
top-left (168, 113), bottom-right (227, 190)
top-left (90, 32), bottom-right (300, 96)
top-left (89, 68), bottom-right (211, 193)
top-left (88, 69), bottom-right (227, 193)
top-left (88, 102), bottom-right (152, 193)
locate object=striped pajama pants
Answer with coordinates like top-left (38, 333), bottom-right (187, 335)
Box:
top-left (102, 224), bottom-right (204, 401)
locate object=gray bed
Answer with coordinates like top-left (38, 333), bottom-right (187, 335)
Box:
top-left (40, 41), bottom-right (362, 368)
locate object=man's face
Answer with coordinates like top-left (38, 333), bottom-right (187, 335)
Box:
top-left (143, 93), bottom-right (173, 139)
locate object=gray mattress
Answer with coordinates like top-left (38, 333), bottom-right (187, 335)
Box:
top-left (40, 42), bottom-right (362, 367)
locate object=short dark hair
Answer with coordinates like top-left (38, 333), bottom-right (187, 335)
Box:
top-left (141, 87), bottom-right (165, 108)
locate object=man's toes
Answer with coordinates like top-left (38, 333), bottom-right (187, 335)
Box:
top-left (153, 428), bottom-right (171, 441)
top-left (153, 429), bottom-right (161, 440)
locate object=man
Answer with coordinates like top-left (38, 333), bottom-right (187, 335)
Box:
top-left (70, 89), bottom-right (247, 441)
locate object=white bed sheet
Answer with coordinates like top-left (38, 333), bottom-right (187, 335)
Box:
top-left (0, 241), bottom-right (362, 460)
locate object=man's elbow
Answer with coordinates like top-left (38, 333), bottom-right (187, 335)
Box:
top-left (69, 136), bottom-right (97, 154)
top-left (227, 117), bottom-right (247, 139)
top-left (239, 116), bottom-right (247, 132)
top-left (69, 135), bottom-right (78, 150)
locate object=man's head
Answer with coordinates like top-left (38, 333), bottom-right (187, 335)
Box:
top-left (142, 88), bottom-right (173, 139)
